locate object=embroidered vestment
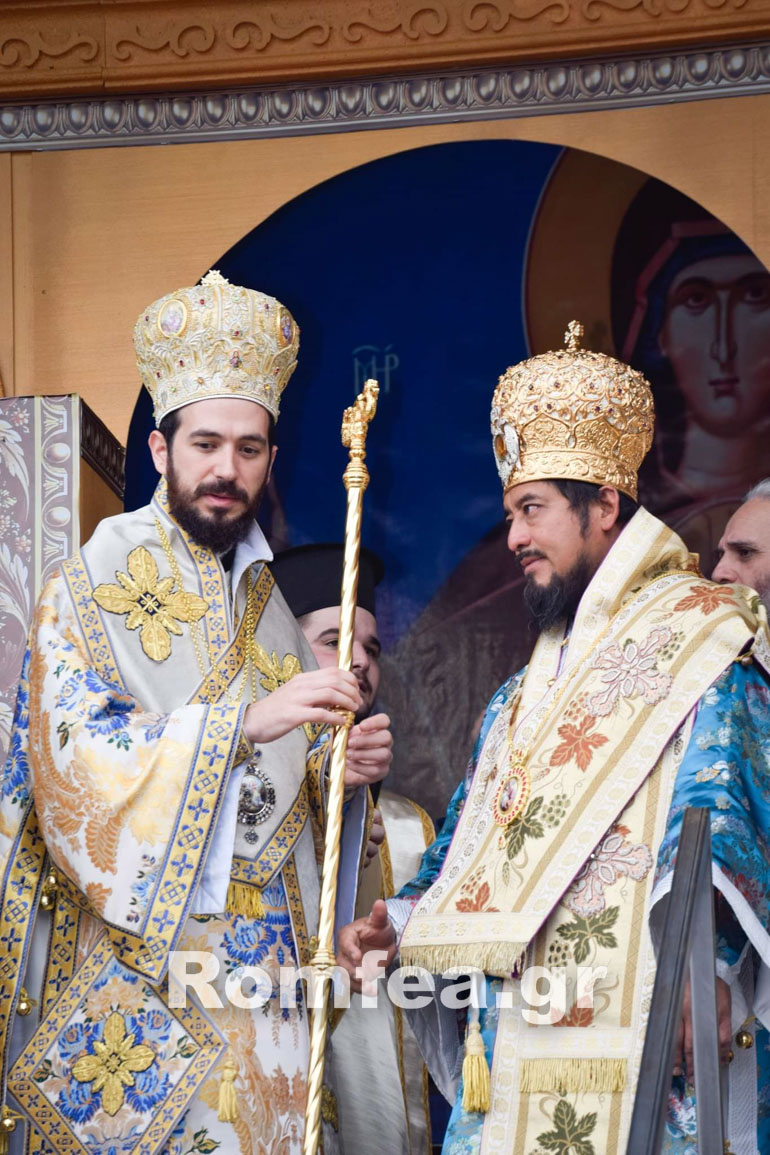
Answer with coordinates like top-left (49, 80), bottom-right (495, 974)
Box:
top-left (0, 483), bottom-right (366, 1154)
top-left (391, 509), bottom-right (770, 1155)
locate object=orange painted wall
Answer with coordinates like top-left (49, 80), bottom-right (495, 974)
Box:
top-left (2, 91), bottom-right (768, 445)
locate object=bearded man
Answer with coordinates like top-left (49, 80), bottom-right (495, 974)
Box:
top-left (713, 479), bottom-right (770, 612)
top-left (0, 271), bottom-right (391, 1154)
top-left (339, 323), bottom-right (770, 1154)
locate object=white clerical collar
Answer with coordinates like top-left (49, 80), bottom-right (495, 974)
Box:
top-left (230, 520), bottom-right (273, 594)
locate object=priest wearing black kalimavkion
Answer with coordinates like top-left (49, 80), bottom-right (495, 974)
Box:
top-left (338, 322), bottom-right (770, 1154)
top-left (271, 542), bottom-right (435, 1155)
top-left (0, 270), bottom-right (392, 1154)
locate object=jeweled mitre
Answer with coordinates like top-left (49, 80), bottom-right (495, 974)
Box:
top-left (134, 270), bottom-right (299, 425)
top-left (490, 321), bottom-right (654, 500)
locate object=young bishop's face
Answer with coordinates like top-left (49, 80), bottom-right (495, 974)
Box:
top-left (299, 606), bottom-right (381, 721)
top-left (149, 397), bottom-right (276, 552)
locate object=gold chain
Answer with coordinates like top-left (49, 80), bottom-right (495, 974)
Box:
top-left (154, 516), bottom-right (258, 706)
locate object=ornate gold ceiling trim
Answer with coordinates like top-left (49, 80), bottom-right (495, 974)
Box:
top-left (0, 0), bottom-right (768, 101)
top-left (0, 42), bottom-right (768, 150)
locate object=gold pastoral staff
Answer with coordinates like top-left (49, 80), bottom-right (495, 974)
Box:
top-left (302, 378), bottom-right (380, 1155)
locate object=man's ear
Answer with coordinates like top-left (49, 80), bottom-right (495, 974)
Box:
top-left (148, 430), bottom-right (168, 476)
top-left (267, 445), bottom-right (278, 484)
top-left (596, 486), bottom-right (621, 531)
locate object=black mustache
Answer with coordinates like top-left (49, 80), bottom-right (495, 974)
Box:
top-left (195, 480), bottom-right (249, 502)
top-left (516, 550), bottom-right (546, 565)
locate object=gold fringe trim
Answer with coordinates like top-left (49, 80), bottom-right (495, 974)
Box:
top-left (399, 941), bottom-right (526, 979)
top-left (461, 1019), bottom-right (490, 1114)
top-left (520, 1058), bottom-right (627, 1095)
top-left (217, 1051), bottom-right (239, 1123)
top-left (321, 1086), bottom-right (339, 1132)
top-left (226, 881), bottom-right (264, 920)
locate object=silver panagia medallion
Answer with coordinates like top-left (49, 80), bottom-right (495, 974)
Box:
top-left (237, 760), bottom-right (276, 827)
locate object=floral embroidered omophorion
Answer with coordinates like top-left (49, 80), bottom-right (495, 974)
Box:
top-left (400, 511), bottom-right (758, 979)
top-left (395, 508), bottom-right (768, 1155)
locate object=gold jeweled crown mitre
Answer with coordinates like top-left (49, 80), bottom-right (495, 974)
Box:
top-left (134, 270), bottom-right (299, 425)
top-left (490, 321), bottom-right (655, 500)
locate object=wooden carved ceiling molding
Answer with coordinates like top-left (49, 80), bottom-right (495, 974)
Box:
top-left (0, 0), bottom-right (768, 101)
top-left (1, 43), bottom-right (770, 149)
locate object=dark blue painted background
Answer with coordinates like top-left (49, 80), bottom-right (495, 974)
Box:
top-left (126, 139), bottom-right (561, 646)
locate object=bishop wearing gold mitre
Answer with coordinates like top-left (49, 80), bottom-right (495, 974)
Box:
top-left (0, 271), bottom-right (392, 1154)
top-left (339, 324), bottom-right (770, 1155)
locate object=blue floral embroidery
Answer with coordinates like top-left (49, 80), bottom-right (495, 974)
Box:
top-left (55, 674), bottom-right (89, 712)
top-left (82, 1129), bottom-right (145, 1155)
top-left (58, 1020), bottom-right (103, 1063)
top-left (93, 956), bottom-right (140, 990)
top-left (56, 669), bottom-right (124, 711)
top-left (124, 1065), bottom-right (172, 1113)
top-left (11, 650), bottom-right (30, 729)
top-left (53, 664), bottom-right (135, 747)
top-left (141, 714), bottom-right (169, 743)
top-left (656, 663), bottom-right (770, 954)
top-left (84, 708), bottom-right (132, 742)
top-left (125, 1008), bottom-right (172, 1048)
top-left (56, 1021), bottom-right (105, 1124)
top-left (2, 649), bottom-right (31, 804)
top-left (222, 882), bottom-right (296, 970)
top-left (3, 724), bottom-right (29, 804)
top-left (128, 855), bottom-right (159, 923)
top-left (57, 1075), bottom-right (99, 1125)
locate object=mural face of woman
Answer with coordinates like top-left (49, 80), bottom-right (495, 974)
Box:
top-left (658, 252), bottom-right (770, 437)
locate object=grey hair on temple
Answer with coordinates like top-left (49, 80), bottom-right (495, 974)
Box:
top-left (744, 479), bottom-right (770, 502)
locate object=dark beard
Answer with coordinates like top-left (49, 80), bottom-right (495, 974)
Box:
top-left (166, 460), bottom-right (264, 554)
top-left (523, 553), bottom-right (596, 632)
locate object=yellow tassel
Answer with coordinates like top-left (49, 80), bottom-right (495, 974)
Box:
top-left (520, 1057), bottom-right (627, 1094)
top-left (461, 1017), bottom-right (490, 1114)
top-left (226, 881), bottom-right (264, 920)
top-left (0, 1105), bottom-right (18, 1154)
top-left (217, 1052), bottom-right (239, 1123)
top-left (400, 941), bottom-right (526, 980)
top-left (321, 1085), bottom-right (339, 1132)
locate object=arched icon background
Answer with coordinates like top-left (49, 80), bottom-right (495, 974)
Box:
top-left (125, 140), bottom-right (770, 816)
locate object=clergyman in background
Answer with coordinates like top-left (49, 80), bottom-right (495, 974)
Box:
top-left (713, 479), bottom-right (770, 612)
top-left (271, 543), bottom-right (435, 1155)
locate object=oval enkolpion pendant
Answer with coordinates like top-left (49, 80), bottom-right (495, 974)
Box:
top-left (492, 758), bottom-right (530, 827)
